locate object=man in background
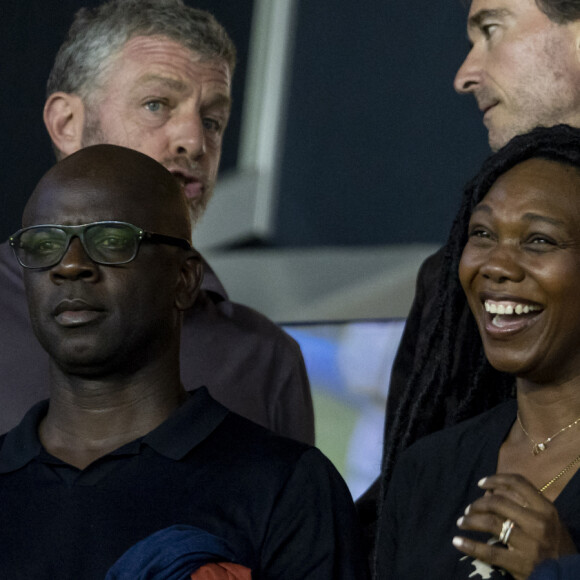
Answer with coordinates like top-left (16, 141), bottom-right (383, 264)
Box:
top-left (0, 0), bottom-right (314, 443)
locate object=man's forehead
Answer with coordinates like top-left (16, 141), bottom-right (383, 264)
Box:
top-left (118, 35), bottom-right (232, 84)
top-left (25, 183), bottom-right (174, 234)
top-left (28, 180), bottom-right (132, 220)
top-left (467, 0), bottom-right (535, 22)
top-left (28, 176), bottom-right (167, 224)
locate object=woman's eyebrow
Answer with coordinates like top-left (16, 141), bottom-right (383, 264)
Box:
top-left (521, 213), bottom-right (566, 228)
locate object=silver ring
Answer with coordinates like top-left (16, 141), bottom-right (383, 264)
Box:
top-left (499, 519), bottom-right (514, 545)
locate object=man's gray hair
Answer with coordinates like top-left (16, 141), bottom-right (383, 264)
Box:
top-left (47, 0), bottom-right (236, 102)
top-left (535, 0), bottom-right (580, 23)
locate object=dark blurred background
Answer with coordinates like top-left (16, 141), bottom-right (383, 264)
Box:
top-left (0, 0), bottom-right (488, 245)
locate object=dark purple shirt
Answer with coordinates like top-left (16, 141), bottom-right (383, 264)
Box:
top-left (0, 241), bottom-right (314, 443)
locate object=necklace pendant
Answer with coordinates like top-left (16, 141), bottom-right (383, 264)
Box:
top-left (533, 443), bottom-right (547, 455)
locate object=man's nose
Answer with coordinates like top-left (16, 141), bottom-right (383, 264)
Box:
top-left (454, 47), bottom-right (483, 94)
top-left (49, 238), bottom-right (100, 283)
top-left (169, 113), bottom-right (206, 160)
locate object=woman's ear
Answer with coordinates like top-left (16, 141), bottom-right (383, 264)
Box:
top-left (175, 252), bottom-right (203, 311)
top-left (43, 92), bottom-right (86, 158)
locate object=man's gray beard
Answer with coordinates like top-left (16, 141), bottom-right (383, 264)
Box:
top-left (189, 189), bottom-right (213, 227)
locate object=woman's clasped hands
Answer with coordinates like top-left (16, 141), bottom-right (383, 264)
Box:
top-left (453, 474), bottom-right (577, 579)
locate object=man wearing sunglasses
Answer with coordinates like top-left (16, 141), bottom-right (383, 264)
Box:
top-left (0, 0), bottom-right (314, 443)
top-left (0, 144), bottom-right (366, 578)
top-left (10, 222), bottom-right (194, 270)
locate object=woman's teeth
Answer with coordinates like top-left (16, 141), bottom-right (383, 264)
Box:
top-left (484, 301), bottom-right (542, 315)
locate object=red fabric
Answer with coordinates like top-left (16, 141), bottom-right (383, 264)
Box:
top-left (190, 562), bottom-right (252, 579)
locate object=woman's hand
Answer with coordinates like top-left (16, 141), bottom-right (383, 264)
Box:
top-left (453, 474), bottom-right (577, 580)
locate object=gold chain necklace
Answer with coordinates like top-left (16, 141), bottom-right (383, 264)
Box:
top-left (517, 412), bottom-right (580, 455)
top-left (538, 453), bottom-right (580, 494)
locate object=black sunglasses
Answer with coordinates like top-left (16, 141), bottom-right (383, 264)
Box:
top-left (9, 221), bottom-right (192, 269)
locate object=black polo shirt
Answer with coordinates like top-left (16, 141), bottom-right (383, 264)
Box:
top-left (0, 388), bottom-right (367, 579)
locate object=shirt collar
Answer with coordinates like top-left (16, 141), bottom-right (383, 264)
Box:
top-left (0, 399), bottom-right (47, 473)
top-left (143, 387), bottom-right (229, 460)
top-left (0, 387), bottom-right (228, 473)
top-left (199, 255), bottom-right (229, 302)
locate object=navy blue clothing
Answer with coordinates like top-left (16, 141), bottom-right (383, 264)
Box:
top-left (0, 241), bottom-right (314, 443)
top-left (0, 388), bottom-right (366, 579)
top-left (376, 400), bottom-right (580, 579)
top-left (530, 556), bottom-right (580, 579)
top-left (105, 524), bottom-right (246, 579)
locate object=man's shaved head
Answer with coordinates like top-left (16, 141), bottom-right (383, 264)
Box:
top-left (24, 144), bottom-right (192, 241)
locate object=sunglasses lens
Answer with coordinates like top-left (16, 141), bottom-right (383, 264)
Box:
top-left (84, 223), bottom-right (139, 264)
top-left (13, 227), bottom-right (68, 268)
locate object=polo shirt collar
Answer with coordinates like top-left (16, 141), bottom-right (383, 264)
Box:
top-left (0, 399), bottom-right (47, 472)
top-left (144, 387), bottom-right (229, 460)
top-left (0, 387), bottom-right (228, 473)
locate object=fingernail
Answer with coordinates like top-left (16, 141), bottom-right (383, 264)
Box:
top-left (452, 537), bottom-right (464, 548)
top-left (464, 504), bottom-right (471, 515)
top-left (457, 516), bottom-right (464, 526)
top-left (478, 477), bottom-right (487, 487)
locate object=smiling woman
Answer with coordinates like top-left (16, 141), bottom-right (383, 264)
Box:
top-left (459, 158), bottom-right (580, 381)
top-left (375, 125), bottom-right (580, 580)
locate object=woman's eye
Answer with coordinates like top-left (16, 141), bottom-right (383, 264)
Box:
top-left (528, 235), bottom-right (556, 247)
top-left (469, 228), bottom-right (490, 239)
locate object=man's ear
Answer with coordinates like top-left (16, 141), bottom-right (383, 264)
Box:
top-left (175, 252), bottom-right (203, 311)
top-left (43, 92), bottom-right (85, 158)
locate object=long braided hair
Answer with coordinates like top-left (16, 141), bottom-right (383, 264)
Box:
top-left (379, 124), bottom-right (580, 508)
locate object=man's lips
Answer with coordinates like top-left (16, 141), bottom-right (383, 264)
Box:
top-left (53, 299), bottom-right (104, 328)
top-left (170, 170), bottom-right (204, 201)
top-left (474, 90), bottom-right (499, 113)
top-left (480, 101), bottom-right (499, 118)
top-left (182, 180), bottom-right (203, 201)
top-left (483, 95), bottom-right (503, 122)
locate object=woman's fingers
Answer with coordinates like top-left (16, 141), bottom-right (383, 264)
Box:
top-left (452, 534), bottom-right (532, 580)
top-left (454, 473), bottom-right (577, 579)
